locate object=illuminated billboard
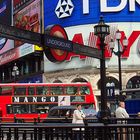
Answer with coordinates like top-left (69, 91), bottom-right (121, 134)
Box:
top-left (13, 0), bottom-right (35, 13)
top-left (43, 0), bottom-right (140, 72)
top-left (0, 0), bottom-right (12, 25)
top-left (14, 0), bottom-right (41, 47)
top-left (44, 0), bottom-right (140, 27)
top-left (0, 0), bottom-right (13, 54)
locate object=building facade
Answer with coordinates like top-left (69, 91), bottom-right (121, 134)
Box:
top-left (43, 0), bottom-right (140, 110)
top-left (0, 0), bottom-right (140, 110)
top-left (0, 0), bottom-right (44, 83)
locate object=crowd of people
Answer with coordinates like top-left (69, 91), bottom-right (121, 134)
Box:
top-left (71, 101), bottom-right (131, 140)
top-left (52, 97), bottom-right (140, 140)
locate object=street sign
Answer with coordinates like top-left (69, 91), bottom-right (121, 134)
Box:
top-left (45, 34), bottom-right (73, 52)
top-left (0, 23), bottom-right (101, 59)
top-left (73, 43), bottom-right (101, 59)
top-left (0, 24), bottom-right (42, 46)
top-left (44, 34), bottom-right (101, 59)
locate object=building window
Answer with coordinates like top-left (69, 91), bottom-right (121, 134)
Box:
top-left (71, 78), bottom-right (88, 83)
top-left (97, 76), bottom-right (119, 90)
top-left (126, 76), bottom-right (140, 89)
top-left (53, 80), bottom-right (62, 83)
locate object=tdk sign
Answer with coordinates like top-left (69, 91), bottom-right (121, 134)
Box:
top-left (85, 0), bottom-right (140, 13)
top-left (44, 0), bottom-right (140, 27)
top-left (55, 0), bottom-right (74, 18)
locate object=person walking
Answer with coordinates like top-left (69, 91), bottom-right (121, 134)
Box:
top-left (115, 101), bottom-right (129, 119)
top-left (115, 101), bottom-right (129, 140)
top-left (72, 104), bottom-right (86, 140)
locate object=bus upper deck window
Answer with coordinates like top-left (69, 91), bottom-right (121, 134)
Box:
top-left (1, 86), bottom-right (12, 95)
top-left (14, 86), bottom-right (26, 95)
top-left (28, 86), bottom-right (35, 95)
top-left (43, 86), bottom-right (49, 95)
top-left (36, 86), bottom-right (49, 95)
top-left (80, 86), bottom-right (90, 95)
top-left (50, 86), bottom-right (63, 95)
top-left (36, 86), bottom-right (44, 95)
top-left (66, 86), bottom-right (78, 95)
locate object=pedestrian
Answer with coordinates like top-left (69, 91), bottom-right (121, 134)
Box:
top-left (96, 102), bottom-right (111, 121)
top-left (115, 101), bottom-right (129, 119)
top-left (72, 104), bottom-right (86, 140)
top-left (115, 101), bottom-right (129, 140)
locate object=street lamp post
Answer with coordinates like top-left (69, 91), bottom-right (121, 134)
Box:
top-left (94, 16), bottom-right (110, 120)
top-left (110, 30), bottom-right (128, 97)
top-left (12, 63), bottom-right (19, 83)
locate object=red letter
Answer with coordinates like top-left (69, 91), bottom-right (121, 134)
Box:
top-left (66, 34), bottom-right (86, 61)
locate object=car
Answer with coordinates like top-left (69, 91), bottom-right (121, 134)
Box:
top-left (43, 106), bottom-right (75, 123)
top-left (43, 105), bottom-right (97, 123)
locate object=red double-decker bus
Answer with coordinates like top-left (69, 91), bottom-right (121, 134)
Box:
top-left (0, 83), bottom-right (96, 121)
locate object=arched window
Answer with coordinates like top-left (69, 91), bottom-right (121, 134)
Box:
top-left (53, 80), bottom-right (62, 83)
top-left (97, 76), bottom-right (119, 89)
top-left (126, 76), bottom-right (140, 89)
top-left (71, 78), bottom-right (88, 83)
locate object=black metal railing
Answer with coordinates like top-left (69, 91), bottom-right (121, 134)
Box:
top-left (1, 115), bottom-right (140, 123)
top-left (0, 119), bottom-right (140, 140)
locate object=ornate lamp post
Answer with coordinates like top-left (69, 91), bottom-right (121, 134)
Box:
top-left (94, 16), bottom-right (110, 119)
top-left (12, 63), bottom-right (19, 83)
top-left (110, 30), bottom-right (128, 98)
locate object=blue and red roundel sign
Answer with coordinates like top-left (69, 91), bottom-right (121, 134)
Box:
top-left (44, 25), bottom-right (69, 62)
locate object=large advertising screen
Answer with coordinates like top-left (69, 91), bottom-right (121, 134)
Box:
top-left (44, 0), bottom-right (140, 27)
top-left (0, 0), bottom-right (14, 54)
top-left (0, 0), bottom-right (12, 25)
top-left (14, 0), bottom-right (41, 47)
top-left (13, 0), bottom-right (35, 13)
top-left (43, 0), bottom-right (140, 72)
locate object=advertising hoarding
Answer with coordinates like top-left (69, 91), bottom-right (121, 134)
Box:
top-left (14, 0), bottom-right (41, 48)
top-left (19, 74), bottom-right (42, 83)
top-left (0, 44), bottom-right (35, 65)
top-left (44, 0), bottom-right (140, 27)
top-left (43, 0), bottom-right (140, 72)
top-left (0, 0), bottom-right (12, 25)
top-left (0, 0), bottom-right (14, 54)
top-left (13, 0), bottom-right (35, 13)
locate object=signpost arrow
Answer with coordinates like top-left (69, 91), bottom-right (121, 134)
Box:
top-left (73, 43), bottom-right (101, 59)
top-left (0, 24), bottom-right (42, 46)
top-left (0, 23), bottom-right (101, 59)
top-left (44, 34), bottom-right (101, 59)
top-left (44, 34), bottom-right (73, 52)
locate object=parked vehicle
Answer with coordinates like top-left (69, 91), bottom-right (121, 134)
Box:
top-left (43, 105), bottom-right (97, 123)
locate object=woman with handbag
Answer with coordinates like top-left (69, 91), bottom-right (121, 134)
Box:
top-left (72, 104), bottom-right (86, 140)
